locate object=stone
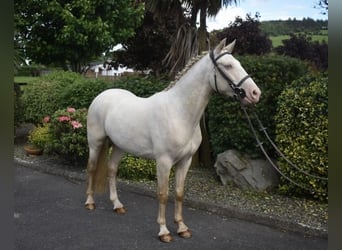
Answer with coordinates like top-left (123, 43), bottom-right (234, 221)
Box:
top-left (214, 149), bottom-right (279, 192)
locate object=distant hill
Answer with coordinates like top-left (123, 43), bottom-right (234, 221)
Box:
top-left (260, 18), bottom-right (328, 36)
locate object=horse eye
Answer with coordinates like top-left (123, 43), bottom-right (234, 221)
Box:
top-left (225, 64), bottom-right (232, 70)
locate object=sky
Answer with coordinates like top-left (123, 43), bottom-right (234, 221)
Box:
top-left (206, 0), bottom-right (328, 31)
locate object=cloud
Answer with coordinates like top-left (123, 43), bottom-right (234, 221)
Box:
top-left (206, 7), bottom-right (246, 31)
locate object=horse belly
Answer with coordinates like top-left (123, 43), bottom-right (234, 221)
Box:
top-left (104, 97), bottom-right (155, 158)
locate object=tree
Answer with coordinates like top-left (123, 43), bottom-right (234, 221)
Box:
top-left (315, 0), bottom-right (328, 15)
top-left (14, 0), bottom-right (144, 72)
top-left (189, 0), bottom-right (238, 52)
top-left (275, 33), bottom-right (328, 71)
top-left (215, 13), bottom-right (272, 55)
top-left (146, 0), bottom-right (238, 75)
top-left (114, 10), bottom-right (177, 76)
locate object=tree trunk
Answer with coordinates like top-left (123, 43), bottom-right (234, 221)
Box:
top-left (198, 6), bottom-right (208, 52)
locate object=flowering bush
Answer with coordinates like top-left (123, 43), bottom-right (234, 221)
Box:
top-left (43, 107), bottom-right (88, 165)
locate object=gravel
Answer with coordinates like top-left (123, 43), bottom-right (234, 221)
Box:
top-left (14, 124), bottom-right (328, 238)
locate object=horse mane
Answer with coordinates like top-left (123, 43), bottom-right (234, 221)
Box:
top-left (164, 51), bottom-right (208, 91)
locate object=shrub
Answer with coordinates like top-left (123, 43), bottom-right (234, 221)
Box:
top-left (275, 73), bottom-right (328, 201)
top-left (111, 75), bottom-right (169, 97)
top-left (44, 107), bottom-right (88, 166)
top-left (21, 71), bottom-right (86, 123)
top-left (27, 123), bottom-right (52, 149)
top-left (118, 154), bottom-right (157, 181)
top-left (59, 78), bottom-right (114, 109)
top-left (208, 54), bottom-right (310, 158)
top-left (275, 33), bottom-right (328, 71)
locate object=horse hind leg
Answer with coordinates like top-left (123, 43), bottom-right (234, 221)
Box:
top-left (108, 145), bottom-right (125, 214)
top-left (85, 138), bottom-right (109, 210)
top-left (85, 147), bottom-right (100, 210)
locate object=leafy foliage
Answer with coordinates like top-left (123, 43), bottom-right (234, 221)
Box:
top-left (14, 0), bottom-right (144, 72)
top-left (118, 154), bottom-right (157, 181)
top-left (45, 108), bottom-right (88, 166)
top-left (115, 11), bottom-right (176, 75)
top-left (275, 73), bottom-right (328, 201)
top-left (215, 13), bottom-right (272, 55)
top-left (27, 123), bottom-right (52, 149)
top-left (21, 71), bottom-right (86, 123)
top-left (208, 54), bottom-right (309, 158)
top-left (275, 33), bottom-right (328, 71)
top-left (111, 75), bottom-right (169, 97)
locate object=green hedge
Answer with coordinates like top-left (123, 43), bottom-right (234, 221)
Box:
top-left (208, 55), bottom-right (310, 158)
top-left (275, 73), bottom-right (328, 201)
top-left (21, 72), bottom-right (168, 124)
top-left (21, 71), bottom-right (86, 123)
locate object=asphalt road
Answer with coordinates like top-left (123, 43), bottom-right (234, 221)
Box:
top-left (14, 163), bottom-right (327, 250)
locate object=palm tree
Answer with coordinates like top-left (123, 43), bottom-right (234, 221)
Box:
top-left (146, 0), bottom-right (239, 75)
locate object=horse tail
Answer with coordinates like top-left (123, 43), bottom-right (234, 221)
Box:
top-left (93, 137), bottom-right (110, 193)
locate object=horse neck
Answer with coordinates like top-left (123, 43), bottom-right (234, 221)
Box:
top-left (167, 55), bottom-right (213, 126)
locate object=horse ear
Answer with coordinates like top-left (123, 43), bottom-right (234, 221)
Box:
top-left (214, 38), bottom-right (227, 54)
top-left (224, 39), bottom-right (236, 53)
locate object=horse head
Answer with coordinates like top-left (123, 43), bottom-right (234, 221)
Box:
top-left (209, 38), bottom-right (261, 105)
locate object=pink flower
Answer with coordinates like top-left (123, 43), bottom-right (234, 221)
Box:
top-left (43, 116), bottom-right (50, 123)
top-left (67, 107), bottom-right (76, 113)
top-left (71, 120), bottom-right (83, 129)
top-left (58, 116), bottom-right (71, 122)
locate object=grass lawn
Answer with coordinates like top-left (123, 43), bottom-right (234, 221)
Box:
top-left (14, 76), bottom-right (38, 84)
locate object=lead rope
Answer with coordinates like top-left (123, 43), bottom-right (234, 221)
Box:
top-left (251, 110), bottom-right (328, 181)
top-left (241, 105), bottom-right (327, 194)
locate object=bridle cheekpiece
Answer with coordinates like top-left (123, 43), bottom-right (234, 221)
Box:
top-left (209, 50), bottom-right (250, 100)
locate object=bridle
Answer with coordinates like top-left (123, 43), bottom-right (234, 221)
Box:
top-left (209, 50), bottom-right (251, 100)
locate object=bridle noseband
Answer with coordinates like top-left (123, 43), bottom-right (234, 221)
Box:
top-left (209, 50), bottom-right (250, 100)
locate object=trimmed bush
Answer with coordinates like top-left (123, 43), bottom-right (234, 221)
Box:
top-left (208, 54), bottom-right (310, 158)
top-left (275, 73), bottom-right (328, 201)
top-left (59, 78), bottom-right (113, 109)
top-left (118, 155), bottom-right (157, 181)
top-left (111, 75), bottom-right (169, 97)
top-left (21, 71), bottom-right (86, 123)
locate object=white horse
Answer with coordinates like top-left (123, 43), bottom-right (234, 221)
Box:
top-left (84, 39), bottom-right (261, 243)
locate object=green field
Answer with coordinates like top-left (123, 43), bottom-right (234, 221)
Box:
top-left (270, 30), bottom-right (328, 48)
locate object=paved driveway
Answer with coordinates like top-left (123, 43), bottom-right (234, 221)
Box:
top-left (14, 163), bottom-right (327, 250)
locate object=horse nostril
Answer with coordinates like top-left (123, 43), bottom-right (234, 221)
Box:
top-left (252, 89), bottom-right (260, 101)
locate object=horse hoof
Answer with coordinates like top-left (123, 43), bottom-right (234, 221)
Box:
top-left (85, 203), bottom-right (96, 210)
top-left (114, 207), bottom-right (126, 214)
top-left (178, 229), bottom-right (192, 239)
top-left (159, 233), bottom-right (173, 243)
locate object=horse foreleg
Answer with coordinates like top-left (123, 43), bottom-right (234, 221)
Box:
top-left (174, 156), bottom-right (192, 238)
top-left (108, 147), bottom-right (125, 214)
top-left (156, 158), bottom-right (173, 243)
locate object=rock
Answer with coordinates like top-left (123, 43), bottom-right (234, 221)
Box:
top-left (214, 149), bottom-right (279, 192)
